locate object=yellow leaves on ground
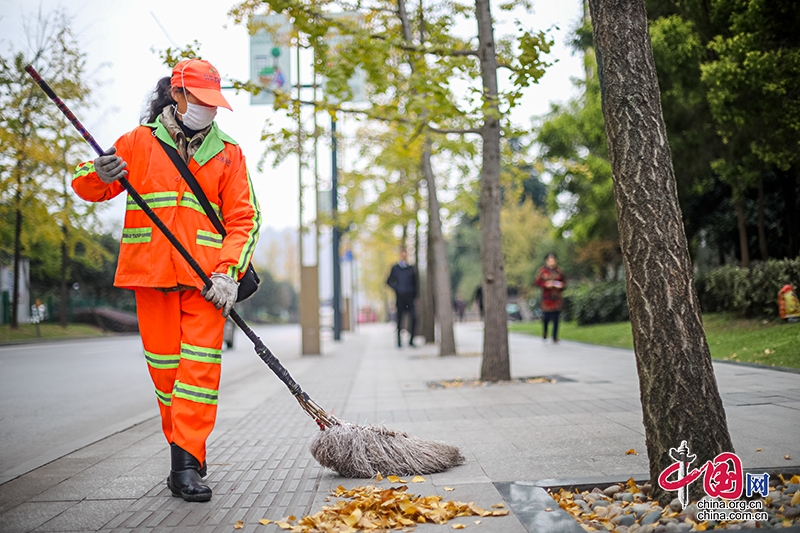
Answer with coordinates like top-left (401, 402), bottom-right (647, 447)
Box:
top-left (234, 521), bottom-right (244, 529)
top-left (444, 487), bottom-right (455, 492)
top-left (256, 485), bottom-right (511, 532)
top-left (259, 519), bottom-right (273, 525)
top-left (386, 475), bottom-right (407, 483)
top-left (374, 472), bottom-right (383, 482)
top-left (786, 455), bottom-right (793, 460)
top-left (792, 491), bottom-right (800, 506)
top-left (411, 476), bottom-right (426, 483)
top-left (625, 449), bottom-right (638, 455)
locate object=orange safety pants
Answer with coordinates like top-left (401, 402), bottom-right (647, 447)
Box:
top-left (134, 288), bottom-right (225, 465)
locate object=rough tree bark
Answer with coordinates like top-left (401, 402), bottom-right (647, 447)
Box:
top-left (398, 0), bottom-right (457, 354)
top-left (587, 0), bottom-right (734, 504)
top-left (475, 0), bottom-right (510, 381)
top-left (414, 208), bottom-right (435, 343)
top-left (757, 178), bottom-right (768, 261)
top-left (422, 137), bottom-right (457, 355)
top-left (734, 197), bottom-right (750, 268)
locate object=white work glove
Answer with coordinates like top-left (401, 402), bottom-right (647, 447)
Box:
top-left (202, 273), bottom-right (238, 317)
top-left (94, 146), bottom-right (128, 184)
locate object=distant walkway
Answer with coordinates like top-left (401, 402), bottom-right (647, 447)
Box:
top-left (0, 322), bottom-right (797, 532)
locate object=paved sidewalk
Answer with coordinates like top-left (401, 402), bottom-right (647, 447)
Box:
top-left (0, 322), bottom-right (798, 532)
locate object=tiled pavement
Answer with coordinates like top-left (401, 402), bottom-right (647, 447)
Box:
top-left (1, 322), bottom-right (798, 532)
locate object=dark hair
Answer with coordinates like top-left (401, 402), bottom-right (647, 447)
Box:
top-left (545, 253), bottom-right (558, 261)
top-left (141, 77), bottom-right (177, 124)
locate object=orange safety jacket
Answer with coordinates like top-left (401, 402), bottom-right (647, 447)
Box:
top-left (72, 118), bottom-right (261, 290)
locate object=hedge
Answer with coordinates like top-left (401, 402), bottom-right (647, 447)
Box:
top-left (695, 259), bottom-right (800, 318)
top-left (570, 259), bottom-right (800, 324)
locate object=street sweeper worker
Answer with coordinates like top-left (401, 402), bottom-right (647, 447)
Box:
top-left (72, 58), bottom-right (261, 503)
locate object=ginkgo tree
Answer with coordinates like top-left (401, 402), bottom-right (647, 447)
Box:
top-left (229, 0), bottom-right (552, 376)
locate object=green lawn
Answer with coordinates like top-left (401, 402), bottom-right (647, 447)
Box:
top-left (0, 323), bottom-right (107, 343)
top-left (509, 313), bottom-right (800, 369)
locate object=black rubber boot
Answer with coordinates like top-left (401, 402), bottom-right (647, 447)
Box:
top-left (168, 443), bottom-right (212, 502)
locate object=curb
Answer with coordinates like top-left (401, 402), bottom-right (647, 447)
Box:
top-left (499, 468), bottom-right (800, 533)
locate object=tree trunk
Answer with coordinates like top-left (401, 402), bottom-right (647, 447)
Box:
top-left (779, 168), bottom-right (798, 259)
top-left (475, 0), bottom-right (510, 381)
top-left (588, 0), bottom-right (733, 505)
top-left (422, 137), bottom-right (456, 355)
top-left (757, 178), bottom-right (768, 261)
top-left (398, 0), bottom-right (454, 351)
top-left (734, 197), bottom-right (750, 268)
top-left (11, 161), bottom-right (24, 330)
top-left (60, 226), bottom-right (69, 328)
top-left (415, 208), bottom-right (435, 343)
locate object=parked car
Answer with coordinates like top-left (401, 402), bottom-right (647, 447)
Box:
top-left (506, 302), bottom-right (522, 321)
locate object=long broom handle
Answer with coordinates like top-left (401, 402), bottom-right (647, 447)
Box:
top-left (25, 65), bottom-right (310, 402)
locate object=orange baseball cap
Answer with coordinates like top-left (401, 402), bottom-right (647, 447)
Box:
top-left (171, 59), bottom-right (232, 110)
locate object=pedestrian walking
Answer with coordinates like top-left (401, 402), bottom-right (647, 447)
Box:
top-left (386, 249), bottom-right (418, 348)
top-left (71, 58), bottom-right (261, 502)
top-left (534, 253), bottom-right (566, 343)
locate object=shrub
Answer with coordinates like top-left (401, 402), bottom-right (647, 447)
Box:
top-left (695, 259), bottom-right (800, 318)
top-left (571, 281), bottom-right (630, 325)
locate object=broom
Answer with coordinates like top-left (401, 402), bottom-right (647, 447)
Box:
top-left (27, 65), bottom-right (464, 478)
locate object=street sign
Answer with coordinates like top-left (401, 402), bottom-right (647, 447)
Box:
top-left (249, 15), bottom-right (292, 105)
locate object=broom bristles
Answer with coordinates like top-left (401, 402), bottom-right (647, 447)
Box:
top-left (309, 422), bottom-right (465, 478)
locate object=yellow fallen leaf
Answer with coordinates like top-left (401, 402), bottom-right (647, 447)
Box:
top-left (790, 475), bottom-right (800, 484)
top-left (287, 515), bottom-right (296, 521)
top-left (545, 508), bottom-right (554, 512)
top-left (492, 510), bottom-right (510, 516)
top-left (343, 508), bottom-right (362, 526)
top-left (388, 475), bottom-right (407, 483)
top-left (452, 525), bottom-right (466, 530)
top-left (411, 475), bottom-right (426, 483)
top-left (696, 522), bottom-right (708, 531)
top-left (276, 522), bottom-right (292, 530)
top-left (445, 487), bottom-right (455, 492)
top-left (234, 521), bottom-right (244, 530)
top-left (474, 520), bottom-right (482, 524)
top-left (258, 519), bottom-right (272, 525)
top-left (784, 521), bottom-right (793, 528)
top-left (376, 472), bottom-right (384, 482)
top-left (626, 449), bottom-right (638, 455)
top-left (756, 448), bottom-right (763, 452)
top-left (791, 491), bottom-right (800, 506)
top-left (491, 503), bottom-right (505, 508)
top-left (785, 455), bottom-right (792, 460)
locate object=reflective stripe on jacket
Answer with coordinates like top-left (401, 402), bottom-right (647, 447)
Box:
top-left (72, 118), bottom-right (261, 290)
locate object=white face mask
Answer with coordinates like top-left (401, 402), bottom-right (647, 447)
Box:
top-left (178, 101), bottom-right (217, 130)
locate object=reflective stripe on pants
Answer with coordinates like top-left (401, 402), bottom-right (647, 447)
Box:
top-left (135, 287), bottom-right (225, 465)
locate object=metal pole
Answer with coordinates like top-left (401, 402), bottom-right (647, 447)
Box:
top-left (332, 113), bottom-right (342, 341)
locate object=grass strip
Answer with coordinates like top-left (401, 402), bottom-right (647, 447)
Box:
top-left (509, 313), bottom-right (800, 369)
top-left (0, 323), bottom-right (107, 343)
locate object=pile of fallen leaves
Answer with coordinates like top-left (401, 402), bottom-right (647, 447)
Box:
top-left (236, 474), bottom-right (509, 532)
top-left (549, 474), bottom-right (800, 532)
top-left (428, 376), bottom-right (554, 389)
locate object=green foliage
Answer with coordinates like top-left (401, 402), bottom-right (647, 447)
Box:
top-left (695, 259), bottom-right (800, 318)
top-left (536, 54), bottom-right (620, 277)
top-left (236, 267), bottom-right (298, 322)
top-left (570, 281), bottom-right (630, 326)
top-left (0, 8), bottom-right (109, 321)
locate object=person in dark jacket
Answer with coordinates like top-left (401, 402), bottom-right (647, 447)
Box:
top-left (387, 249), bottom-right (418, 347)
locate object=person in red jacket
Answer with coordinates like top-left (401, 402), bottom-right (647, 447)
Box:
top-left (534, 253), bottom-right (566, 343)
top-left (72, 59), bottom-right (261, 502)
